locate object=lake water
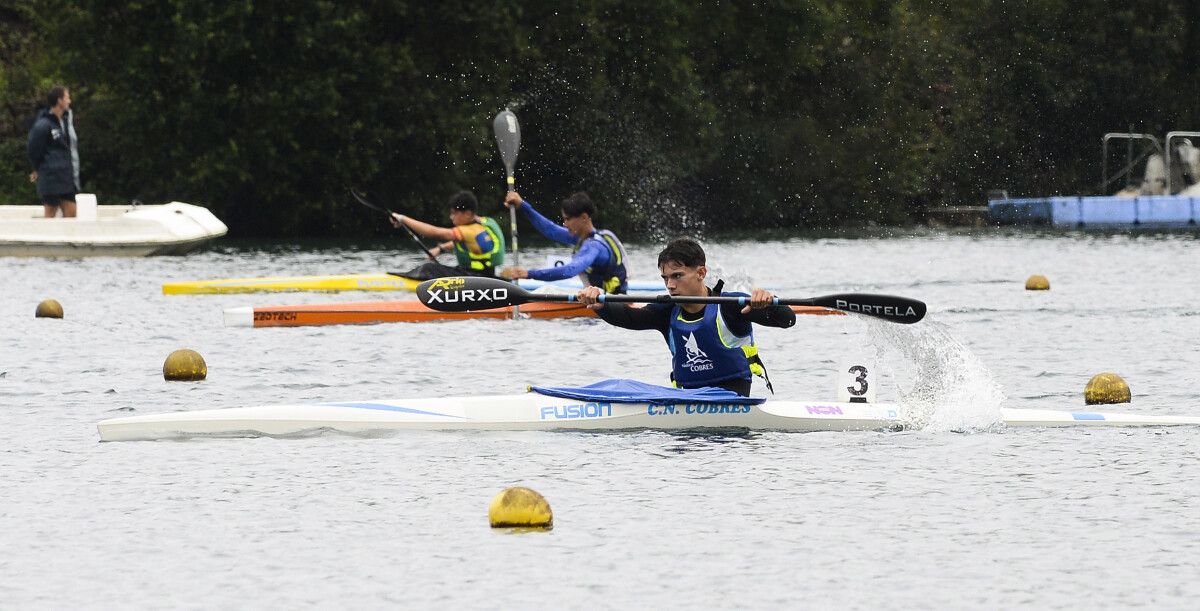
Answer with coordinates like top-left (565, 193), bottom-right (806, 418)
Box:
top-left (2, 231), bottom-right (1198, 608)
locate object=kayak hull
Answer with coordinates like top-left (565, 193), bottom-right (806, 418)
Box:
top-left (223, 301), bottom-right (842, 327)
top-left (98, 396), bottom-right (905, 441)
top-left (165, 274), bottom-right (665, 295)
top-left (96, 395), bottom-right (1200, 442)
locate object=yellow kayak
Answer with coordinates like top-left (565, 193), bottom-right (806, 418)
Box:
top-left (162, 273), bottom-right (420, 295)
top-left (162, 274), bottom-right (664, 295)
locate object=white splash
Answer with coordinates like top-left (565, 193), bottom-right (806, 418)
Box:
top-left (869, 318), bottom-right (1006, 432)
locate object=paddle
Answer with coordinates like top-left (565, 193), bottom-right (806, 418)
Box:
top-left (348, 188), bottom-right (437, 261)
top-left (417, 276), bottom-right (927, 324)
top-left (492, 110), bottom-right (521, 266)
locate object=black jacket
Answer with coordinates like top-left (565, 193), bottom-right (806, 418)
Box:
top-left (26, 108), bottom-right (80, 198)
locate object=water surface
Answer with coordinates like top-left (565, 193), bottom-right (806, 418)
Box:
top-left (2, 232), bottom-right (1198, 608)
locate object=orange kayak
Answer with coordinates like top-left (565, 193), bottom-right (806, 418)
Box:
top-left (224, 300), bottom-right (843, 328)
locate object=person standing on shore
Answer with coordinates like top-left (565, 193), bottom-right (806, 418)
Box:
top-left (26, 86), bottom-right (81, 218)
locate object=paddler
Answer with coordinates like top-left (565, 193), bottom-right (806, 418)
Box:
top-left (390, 190), bottom-right (505, 280)
top-left (498, 190), bottom-right (629, 294)
top-left (576, 238), bottom-right (794, 396)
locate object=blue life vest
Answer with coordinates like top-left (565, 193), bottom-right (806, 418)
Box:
top-left (574, 229), bottom-right (628, 294)
top-left (667, 300), bottom-right (755, 388)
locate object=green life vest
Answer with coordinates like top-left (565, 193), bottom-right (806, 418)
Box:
top-left (453, 216), bottom-right (506, 271)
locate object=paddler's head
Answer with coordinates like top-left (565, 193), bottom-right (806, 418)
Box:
top-left (657, 238), bottom-right (708, 298)
top-left (559, 192), bottom-right (596, 239)
top-left (447, 190), bottom-right (478, 226)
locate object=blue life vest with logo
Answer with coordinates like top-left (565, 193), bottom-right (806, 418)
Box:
top-left (667, 300), bottom-right (755, 388)
top-left (574, 229), bottom-right (628, 294)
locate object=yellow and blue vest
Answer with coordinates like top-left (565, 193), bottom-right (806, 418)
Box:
top-left (574, 229), bottom-right (628, 294)
top-left (453, 216), bottom-right (505, 272)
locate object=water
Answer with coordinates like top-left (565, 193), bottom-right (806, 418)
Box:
top-left (2, 232), bottom-right (1199, 608)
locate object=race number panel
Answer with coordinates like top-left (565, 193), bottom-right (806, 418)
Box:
top-left (837, 358), bottom-right (877, 404)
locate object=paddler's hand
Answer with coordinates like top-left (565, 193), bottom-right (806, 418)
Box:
top-left (389, 212), bottom-right (405, 229)
top-left (500, 267), bottom-right (529, 280)
top-left (742, 288), bottom-right (775, 314)
top-left (503, 191), bottom-right (523, 208)
top-left (577, 286), bottom-right (604, 310)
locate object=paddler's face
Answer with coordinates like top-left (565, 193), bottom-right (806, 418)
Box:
top-left (659, 261), bottom-right (706, 296)
top-left (560, 210), bottom-right (589, 238)
top-left (449, 208), bottom-right (472, 225)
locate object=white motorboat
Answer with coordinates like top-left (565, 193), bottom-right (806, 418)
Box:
top-left (0, 197), bottom-right (227, 256)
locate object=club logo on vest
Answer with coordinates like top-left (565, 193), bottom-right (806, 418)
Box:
top-left (683, 333), bottom-right (714, 372)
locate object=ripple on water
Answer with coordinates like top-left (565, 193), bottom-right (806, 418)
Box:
top-left (3, 236), bottom-right (1200, 606)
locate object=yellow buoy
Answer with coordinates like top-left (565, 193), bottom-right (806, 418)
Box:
top-left (1025, 275), bottom-right (1050, 290)
top-left (1085, 372), bottom-right (1130, 405)
top-left (35, 299), bottom-right (64, 318)
top-left (163, 348), bottom-right (207, 381)
top-left (488, 487), bottom-right (553, 529)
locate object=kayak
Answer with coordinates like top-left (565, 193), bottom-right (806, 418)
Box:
top-left (163, 274), bottom-right (666, 295)
top-left (96, 379), bottom-right (1200, 442)
top-left (223, 300), bottom-right (842, 328)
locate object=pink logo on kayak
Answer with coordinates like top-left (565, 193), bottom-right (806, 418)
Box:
top-left (806, 405), bottom-right (844, 415)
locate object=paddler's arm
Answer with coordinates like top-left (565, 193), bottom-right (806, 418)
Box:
top-left (390, 213), bottom-right (457, 242)
top-left (523, 241), bottom-right (602, 282)
top-left (504, 191), bottom-right (574, 245)
top-left (577, 286), bottom-right (670, 331)
top-left (720, 289), bottom-right (796, 332)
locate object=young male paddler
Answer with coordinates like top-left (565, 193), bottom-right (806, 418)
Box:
top-left (575, 238), bottom-right (794, 396)
top-left (390, 190), bottom-right (505, 280)
top-left (499, 190), bottom-right (629, 294)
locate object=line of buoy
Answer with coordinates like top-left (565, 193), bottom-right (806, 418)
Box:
top-left (163, 348), bottom-right (207, 381)
top-left (35, 299), bottom-right (63, 318)
top-left (489, 487), bottom-right (552, 530)
top-left (1025, 275), bottom-right (1050, 290)
top-left (1085, 372), bottom-right (1131, 405)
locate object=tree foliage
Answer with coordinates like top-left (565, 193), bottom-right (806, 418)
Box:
top-left (2, 0), bottom-right (1198, 237)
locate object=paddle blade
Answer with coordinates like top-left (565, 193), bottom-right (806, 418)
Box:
top-left (416, 276), bottom-right (535, 312)
top-left (807, 293), bottom-right (927, 324)
top-left (492, 110), bottom-right (521, 177)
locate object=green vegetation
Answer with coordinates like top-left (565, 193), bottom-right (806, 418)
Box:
top-left (2, 0), bottom-right (1198, 237)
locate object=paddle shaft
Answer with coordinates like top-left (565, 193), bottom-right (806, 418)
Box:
top-left (515, 293), bottom-right (813, 307)
top-left (493, 110), bottom-right (522, 320)
top-left (416, 276), bottom-right (926, 324)
top-left (349, 189), bottom-right (437, 261)
top-left (493, 110), bottom-right (521, 269)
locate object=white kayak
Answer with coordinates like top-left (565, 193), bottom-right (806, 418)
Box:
top-left (0, 198), bottom-right (227, 257)
top-left (96, 389), bottom-right (1200, 442)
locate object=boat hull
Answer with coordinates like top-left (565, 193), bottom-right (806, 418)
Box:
top-left (96, 396), bottom-right (1200, 442)
top-left (0, 202), bottom-right (227, 257)
top-left (223, 301), bottom-right (842, 327)
top-left (97, 396), bottom-right (906, 441)
top-left (164, 274), bottom-right (667, 295)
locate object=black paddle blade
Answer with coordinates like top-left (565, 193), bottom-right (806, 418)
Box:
top-left (492, 110), bottom-right (521, 174)
top-left (348, 188), bottom-right (390, 215)
top-left (808, 293), bottom-right (926, 324)
top-left (416, 276), bottom-right (533, 312)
